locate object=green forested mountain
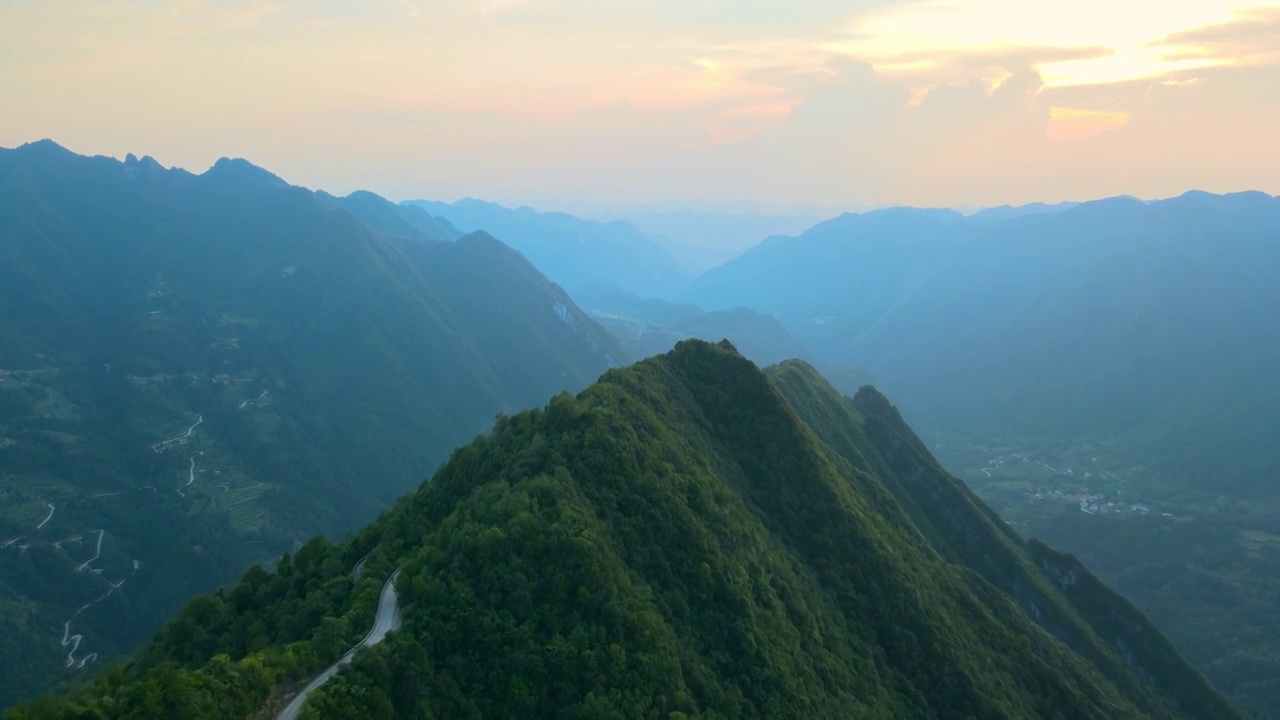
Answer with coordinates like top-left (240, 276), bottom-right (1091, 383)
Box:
top-left (0, 140), bottom-right (624, 707)
top-left (8, 341), bottom-right (1242, 719)
top-left (688, 192), bottom-right (1280, 717)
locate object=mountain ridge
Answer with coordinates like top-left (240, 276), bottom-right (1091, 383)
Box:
top-left (6, 340), bottom-right (1242, 719)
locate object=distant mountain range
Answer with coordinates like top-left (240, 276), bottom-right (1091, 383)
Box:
top-left (576, 288), bottom-right (876, 394)
top-left (574, 289), bottom-right (808, 367)
top-left (8, 341), bottom-right (1243, 719)
top-left (689, 191), bottom-right (1280, 444)
top-left (592, 207), bottom-right (826, 275)
top-left (0, 140), bottom-right (623, 706)
top-left (405, 198), bottom-right (691, 299)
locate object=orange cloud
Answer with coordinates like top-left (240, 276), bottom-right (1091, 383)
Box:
top-left (1046, 107), bottom-right (1130, 142)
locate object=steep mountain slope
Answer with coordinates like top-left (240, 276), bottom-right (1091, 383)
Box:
top-left (689, 191), bottom-right (1280, 717)
top-left (768, 362), bottom-right (1236, 718)
top-left (407, 198), bottom-right (691, 298)
top-left (9, 341), bottom-right (1242, 719)
top-left (0, 140), bottom-right (624, 707)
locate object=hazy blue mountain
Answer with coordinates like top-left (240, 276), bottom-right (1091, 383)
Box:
top-left (690, 191), bottom-right (1280, 440)
top-left (577, 290), bottom-right (877, 393)
top-left (603, 208), bottom-right (826, 274)
top-left (969, 200), bottom-right (1079, 223)
top-left (687, 190), bottom-right (1280, 716)
top-left (318, 190), bottom-right (462, 243)
top-left (7, 341), bottom-right (1241, 719)
top-left (0, 140), bottom-right (624, 707)
top-left (576, 289), bottom-right (809, 366)
top-left (687, 207), bottom-right (967, 354)
top-left (405, 198), bottom-right (690, 298)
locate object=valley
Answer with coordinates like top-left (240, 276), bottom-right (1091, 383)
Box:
top-left (930, 431), bottom-right (1280, 717)
top-left (5, 1), bottom-right (1276, 716)
top-left (0, 141), bottom-right (625, 708)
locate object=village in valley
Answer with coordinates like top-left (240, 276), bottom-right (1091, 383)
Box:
top-left (924, 433), bottom-right (1177, 526)
top-left (977, 451), bottom-right (1159, 517)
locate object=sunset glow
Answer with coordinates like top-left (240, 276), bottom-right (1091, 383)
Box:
top-left (2, 0), bottom-right (1277, 207)
top-left (1046, 107), bottom-right (1131, 142)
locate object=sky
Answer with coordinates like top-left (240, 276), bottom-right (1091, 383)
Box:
top-left (2, 0), bottom-right (1278, 209)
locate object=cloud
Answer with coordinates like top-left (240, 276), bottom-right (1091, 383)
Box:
top-left (1152, 6), bottom-right (1280, 66)
top-left (838, 0), bottom-right (1280, 87)
top-left (837, 44), bottom-right (1115, 108)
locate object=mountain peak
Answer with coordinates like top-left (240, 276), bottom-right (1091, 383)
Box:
top-left (1159, 188), bottom-right (1276, 212)
top-left (19, 138), bottom-right (69, 153)
top-left (6, 138), bottom-right (75, 162)
top-left (344, 189), bottom-right (384, 204)
top-left (202, 156), bottom-right (288, 189)
top-left (456, 229), bottom-right (504, 247)
top-left (123, 152), bottom-right (166, 172)
top-left (671, 336), bottom-right (741, 357)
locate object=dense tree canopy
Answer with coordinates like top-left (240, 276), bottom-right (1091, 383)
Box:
top-left (7, 341), bottom-right (1242, 719)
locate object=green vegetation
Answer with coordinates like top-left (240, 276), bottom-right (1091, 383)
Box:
top-left (933, 432), bottom-right (1280, 719)
top-left (7, 341), bottom-right (1242, 719)
top-left (0, 141), bottom-right (625, 706)
top-left (687, 192), bottom-right (1280, 716)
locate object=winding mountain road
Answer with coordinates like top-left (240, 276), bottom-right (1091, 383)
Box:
top-left (276, 569), bottom-right (402, 720)
top-left (62, 568), bottom-right (135, 668)
top-left (352, 553), bottom-right (370, 581)
top-left (177, 454), bottom-right (201, 497)
top-left (75, 530), bottom-right (104, 572)
top-left (151, 414), bottom-right (202, 453)
top-left (36, 502), bottom-right (55, 529)
top-left (240, 390), bottom-right (269, 409)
